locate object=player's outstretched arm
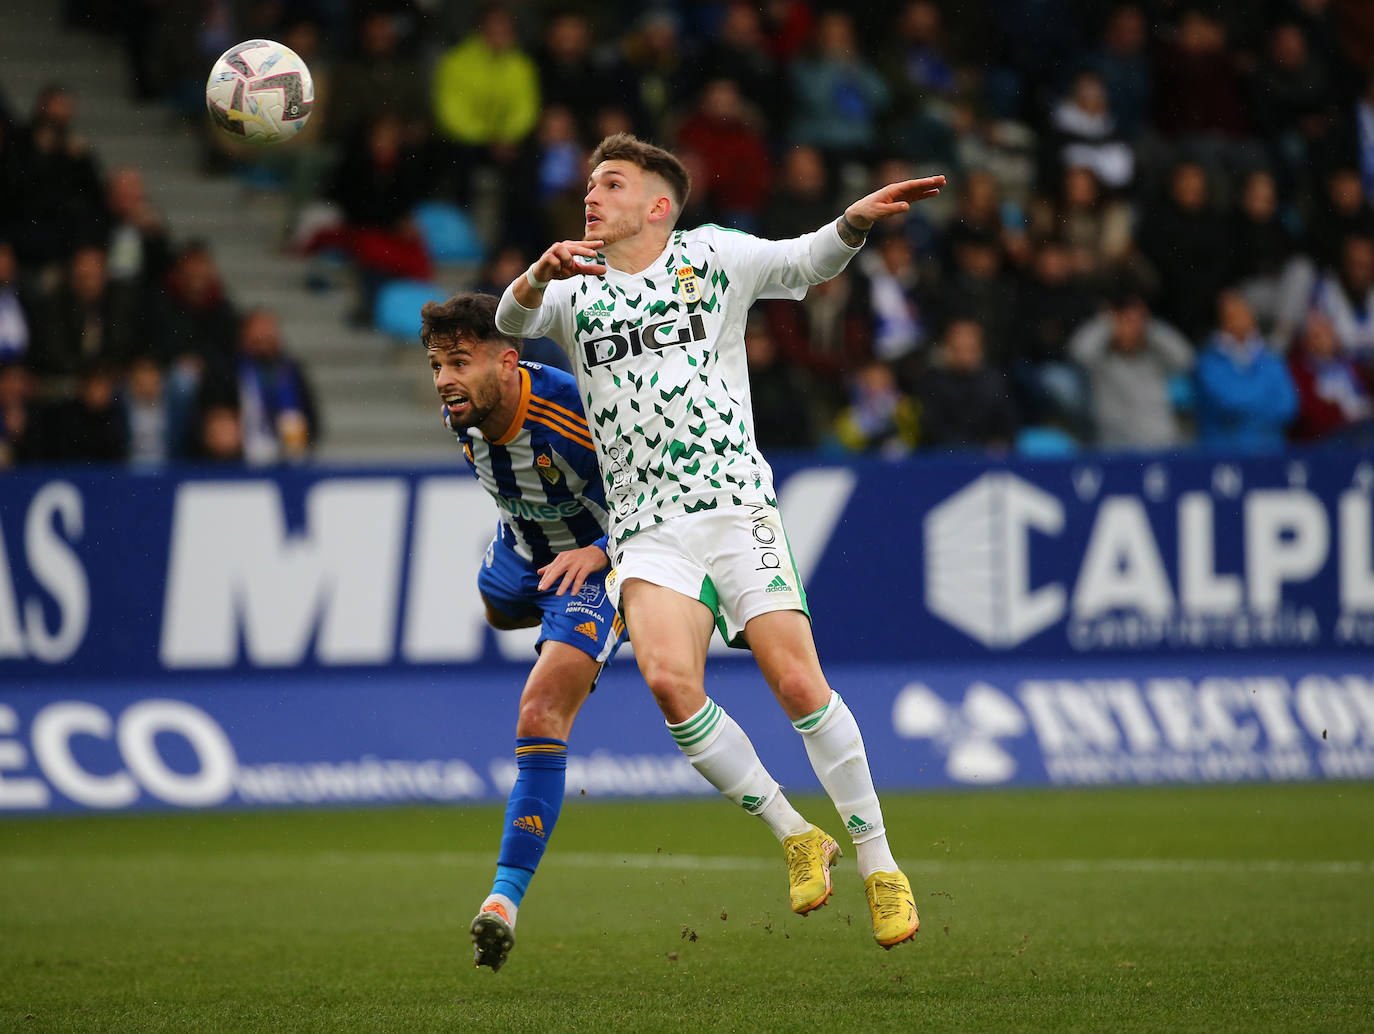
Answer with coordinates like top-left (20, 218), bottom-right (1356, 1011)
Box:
top-left (836, 175), bottom-right (946, 246)
top-left (536, 543), bottom-right (610, 597)
top-left (510, 239), bottom-right (609, 308)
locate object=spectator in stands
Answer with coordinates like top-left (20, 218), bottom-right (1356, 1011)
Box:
top-left (1047, 70), bottom-right (1135, 192)
top-left (918, 318), bottom-right (1017, 452)
top-left (674, 79), bottom-right (774, 232)
top-left (9, 85), bottom-right (104, 274)
top-left (120, 354), bottom-right (175, 467)
top-left (101, 167), bottom-right (171, 305)
top-left (536, 12), bottom-right (621, 141)
top-left (508, 105), bottom-right (588, 248)
top-left (0, 241), bottom-right (32, 364)
top-left (328, 10), bottom-right (427, 146)
top-left (832, 360), bottom-right (919, 457)
top-left (1028, 165), bottom-right (1135, 281)
top-left (1069, 289), bottom-right (1194, 450)
top-left (760, 144), bottom-right (834, 241)
top-left (762, 272), bottom-right (872, 410)
top-left (1138, 159), bottom-right (1233, 340)
top-left (789, 11), bottom-right (890, 166)
top-left (1227, 168), bottom-right (1309, 345)
top-left (191, 402), bottom-right (245, 464)
top-left (31, 244), bottom-right (142, 378)
top-left (617, 9), bottom-right (695, 142)
top-left (1305, 166), bottom-right (1374, 270)
top-left (310, 112), bottom-right (433, 322)
top-left (1083, 4), bottom-right (1151, 138)
top-left (880, 0), bottom-right (958, 110)
top-left (432, 5), bottom-right (540, 220)
top-left (856, 228), bottom-right (930, 387)
top-left (229, 309), bottom-right (319, 466)
top-left (697, 2), bottom-right (787, 139)
top-left (26, 362), bottom-right (129, 463)
top-left (1310, 233), bottom-right (1374, 367)
top-left (0, 360), bottom-right (37, 466)
top-left (1012, 237), bottom-right (1098, 429)
top-left (746, 315), bottom-right (818, 452)
top-left (1249, 20), bottom-right (1339, 193)
top-left (1151, 8), bottom-right (1248, 141)
top-left (154, 241), bottom-right (237, 373)
top-left (1287, 309), bottom-right (1373, 443)
top-left (1195, 290), bottom-right (1297, 452)
top-left (936, 227), bottom-right (1018, 369)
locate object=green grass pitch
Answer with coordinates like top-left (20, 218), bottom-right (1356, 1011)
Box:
top-left (2, 783), bottom-right (1371, 1033)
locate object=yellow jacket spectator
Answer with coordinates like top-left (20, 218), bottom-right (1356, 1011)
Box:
top-left (433, 8), bottom-right (540, 145)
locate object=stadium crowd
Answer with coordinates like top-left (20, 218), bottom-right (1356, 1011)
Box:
top-left (4, 0), bottom-right (1374, 468)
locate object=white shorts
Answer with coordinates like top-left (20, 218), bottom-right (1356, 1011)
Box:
top-left (606, 504), bottom-right (809, 649)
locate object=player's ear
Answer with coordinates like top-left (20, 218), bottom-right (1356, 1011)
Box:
top-left (647, 192), bottom-right (672, 226)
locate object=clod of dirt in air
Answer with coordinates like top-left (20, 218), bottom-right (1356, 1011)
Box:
top-left (666, 952), bottom-right (679, 962)
top-left (681, 926), bottom-right (698, 942)
top-left (720, 909), bottom-right (728, 921)
top-left (943, 924), bottom-right (950, 935)
top-left (1014, 934), bottom-right (1030, 955)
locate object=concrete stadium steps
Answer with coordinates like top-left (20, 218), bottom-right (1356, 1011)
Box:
top-left (0, 1), bottom-right (442, 462)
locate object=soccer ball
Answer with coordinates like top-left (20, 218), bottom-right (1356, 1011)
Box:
top-left (205, 39), bottom-right (314, 145)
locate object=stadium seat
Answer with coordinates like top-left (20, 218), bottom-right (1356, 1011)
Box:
top-left (372, 279), bottom-right (452, 339)
top-left (1015, 425), bottom-right (1078, 457)
top-left (412, 201), bottom-right (486, 265)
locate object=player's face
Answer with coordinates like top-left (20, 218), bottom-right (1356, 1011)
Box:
top-left (584, 160), bottom-right (656, 244)
top-left (429, 339), bottom-right (508, 430)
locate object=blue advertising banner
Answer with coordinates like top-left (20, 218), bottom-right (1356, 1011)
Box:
top-left (3, 448), bottom-right (1373, 810)
top-left (1, 656), bottom-right (1370, 812)
top-left (2, 449), bottom-right (1373, 680)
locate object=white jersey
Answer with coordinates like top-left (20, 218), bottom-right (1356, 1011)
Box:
top-left (497, 222), bottom-right (861, 544)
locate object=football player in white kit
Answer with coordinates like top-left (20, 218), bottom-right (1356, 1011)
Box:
top-left (497, 133), bottom-right (944, 948)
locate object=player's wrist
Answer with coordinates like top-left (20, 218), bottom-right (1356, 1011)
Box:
top-left (842, 211), bottom-right (873, 234)
top-left (525, 266), bottom-right (550, 291)
top-left (837, 212), bottom-right (871, 248)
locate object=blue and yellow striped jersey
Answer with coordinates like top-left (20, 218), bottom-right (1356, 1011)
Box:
top-left (447, 361), bottom-right (610, 569)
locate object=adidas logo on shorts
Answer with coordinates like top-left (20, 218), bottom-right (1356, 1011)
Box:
top-left (765, 574), bottom-right (790, 593)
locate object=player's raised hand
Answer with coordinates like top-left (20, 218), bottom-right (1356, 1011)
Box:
top-left (531, 240), bottom-right (608, 283)
top-left (844, 175), bottom-right (946, 231)
top-left (536, 543), bottom-right (610, 597)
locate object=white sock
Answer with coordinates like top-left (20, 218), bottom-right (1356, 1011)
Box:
top-left (481, 892), bottom-right (519, 930)
top-left (794, 691), bottom-right (899, 879)
top-left (668, 698), bottom-right (810, 841)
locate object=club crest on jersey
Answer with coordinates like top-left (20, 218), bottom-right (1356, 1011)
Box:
top-left (676, 265), bottom-right (701, 303)
top-left (535, 448), bottom-right (562, 485)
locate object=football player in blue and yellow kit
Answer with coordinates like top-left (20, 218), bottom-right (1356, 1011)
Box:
top-left (421, 292), bottom-right (625, 972)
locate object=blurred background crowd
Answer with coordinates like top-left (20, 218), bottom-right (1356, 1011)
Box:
top-left (3, 0), bottom-right (1374, 469)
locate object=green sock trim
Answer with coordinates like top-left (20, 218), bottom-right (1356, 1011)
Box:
top-left (669, 700), bottom-right (722, 748)
top-left (792, 700), bottom-right (830, 732)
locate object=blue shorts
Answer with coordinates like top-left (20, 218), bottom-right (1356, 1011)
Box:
top-left (478, 533), bottom-right (625, 665)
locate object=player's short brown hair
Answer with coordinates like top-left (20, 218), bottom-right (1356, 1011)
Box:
top-left (419, 292), bottom-right (521, 355)
top-left (590, 132), bottom-right (692, 222)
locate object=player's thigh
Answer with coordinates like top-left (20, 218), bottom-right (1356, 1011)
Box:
top-left (533, 565), bottom-right (625, 667)
top-left (516, 640), bottom-right (603, 739)
top-left (477, 535), bottom-right (542, 628)
top-left (743, 609), bottom-right (832, 721)
top-left (620, 577), bottom-right (716, 723)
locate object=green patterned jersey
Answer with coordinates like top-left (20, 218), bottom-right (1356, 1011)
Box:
top-left (498, 222), bottom-right (861, 544)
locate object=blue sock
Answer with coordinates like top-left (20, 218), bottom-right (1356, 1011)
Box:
top-left (491, 737), bottom-right (567, 906)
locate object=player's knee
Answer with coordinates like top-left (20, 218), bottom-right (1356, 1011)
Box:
top-left (770, 662), bottom-right (828, 715)
top-left (639, 658), bottom-right (700, 713)
top-left (516, 689), bottom-right (579, 738)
